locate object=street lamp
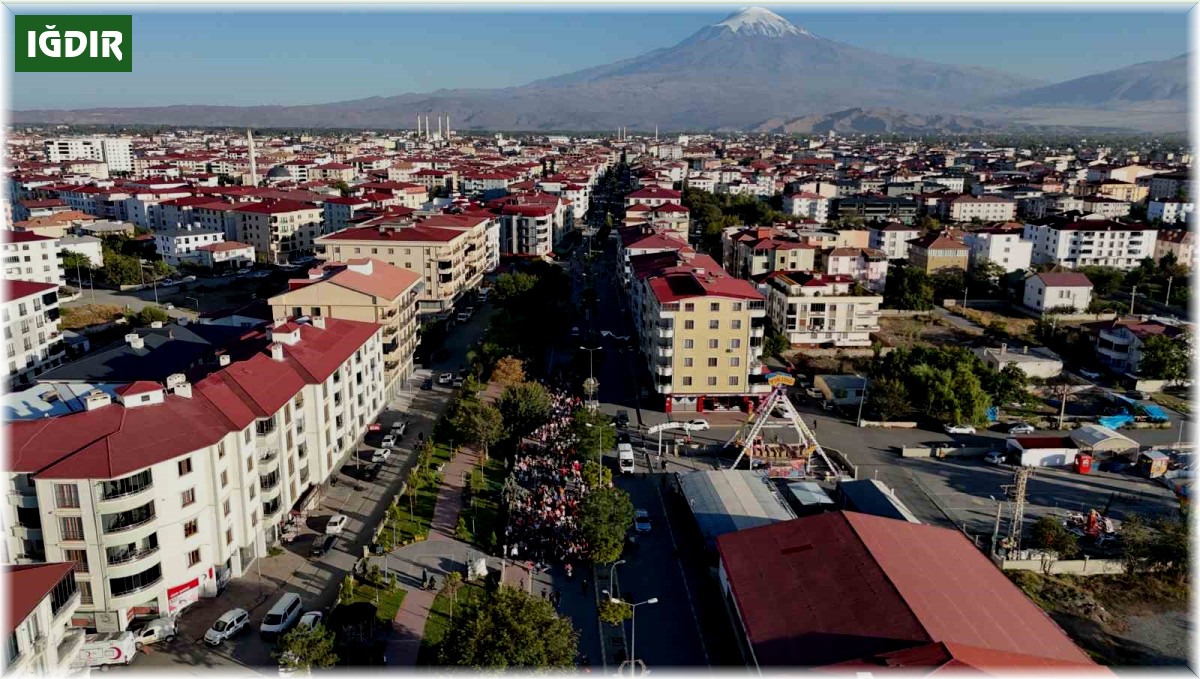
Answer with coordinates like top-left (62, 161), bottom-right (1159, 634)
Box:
top-left (608, 559), bottom-right (625, 591)
top-left (581, 345), bottom-right (602, 405)
top-left (584, 422), bottom-right (617, 467)
top-left (602, 589), bottom-right (658, 672)
top-left (184, 296), bottom-right (201, 315)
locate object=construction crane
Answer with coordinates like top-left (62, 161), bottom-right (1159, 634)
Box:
top-left (727, 372), bottom-right (842, 479)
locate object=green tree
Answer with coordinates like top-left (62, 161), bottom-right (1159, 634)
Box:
top-left (438, 586), bottom-right (578, 669)
top-left (331, 179), bottom-right (351, 197)
top-left (492, 272), bottom-right (537, 303)
top-left (135, 306), bottom-right (170, 326)
top-left (1076, 266), bottom-right (1124, 296)
top-left (1150, 517), bottom-right (1189, 583)
top-left (578, 486), bottom-right (635, 564)
top-left (1138, 334), bottom-right (1190, 382)
top-left (1029, 516), bottom-right (1080, 558)
top-left (597, 598), bottom-right (633, 626)
top-left (763, 332), bottom-right (790, 359)
top-left (981, 363), bottom-right (1030, 407)
top-left (61, 249), bottom-right (92, 274)
top-left (497, 382), bottom-right (552, 440)
top-left (931, 268), bottom-right (967, 303)
top-left (572, 408), bottom-right (617, 463)
top-left (882, 263), bottom-right (934, 310)
top-left (453, 399), bottom-right (504, 459)
top-left (274, 623), bottom-right (339, 671)
top-left (865, 377), bottom-right (910, 422)
top-left (581, 460), bottom-right (613, 489)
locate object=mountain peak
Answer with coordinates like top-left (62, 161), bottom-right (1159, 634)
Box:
top-left (713, 7), bottom-right (811, 38)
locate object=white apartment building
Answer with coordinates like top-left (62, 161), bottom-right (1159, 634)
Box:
top-left (1, 232), bottom-right (64, 288)
top-left (1023, 218), bottom-right (1157, 270)
top-left (764, 272), bottom-right (882, 348)
top-left (233, 200), bottom-right (324, 265)
top-left (3, 563), bottom-right (85, 676)
top-left (782, 192), bottom-right (830, 223)
top-left (1093, 318), bottom-right (1188, 374)
top-left (962, 226), bottom-right (1033, 273)
top-left (153, 226), bottom-right (226, 266)
top-left (624, 187), bottom-right (682, 208)
top-left (1023, 272), bottom-right (1093, 315)
top-left (322, 197), bottom-right (371, 234)
top-left (945, 195), bottom-right (1017, 223)
top-left (867, 222), bottom-right (920, 261)
top-left (1148, 199), bottom-right (1194, 225)
top-left (44, 138), bottom-right (133, 173)
top-left (4, 280), bottom-right (65, 389)
top-left (57, 235), bottom-right (104, 270)
top-left (4, 316), bottom-right (386, 633)
top-left (823, 248), bottom-right (888, 292)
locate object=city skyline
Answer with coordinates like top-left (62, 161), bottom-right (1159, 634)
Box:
top-left (9, 7), bottom-right (1191, 110)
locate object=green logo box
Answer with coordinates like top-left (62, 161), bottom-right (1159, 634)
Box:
top-left (16, 15), bottom-right (132, 72)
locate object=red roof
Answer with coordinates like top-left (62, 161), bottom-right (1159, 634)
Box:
top-left (0, 230), bottom-right (54, 244)
top-left (197, 241), bottom-right (253, 253)
top-left (115, 381), bottom-right (163, 397)
top-left (717, 511), bottom-right (1095, 669)
top-left (4, 563), bottom-right (75, 635)
top-left (3, 280), bottom-right (57, 300)
top-left (234, 199), bottom-right (319, 215)
top-left (1035, 272), bottom-right (1092, 288)
top-left (626, 187), bottom-right (681, 200)
top-left (320, 224), bottom-right (463, 244)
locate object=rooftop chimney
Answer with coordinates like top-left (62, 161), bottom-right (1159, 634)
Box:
top-left (1000, 343), bottom-right (1007, 355)
top-left (172, 383), bottom-right (193, 399)
top-left (312, 316), bottom-right (327, 329)
top-left (166, 373), bottom-right (187, 389)
top-left (270, 342), bottom-right (285, 361)
top-left (218, 354), bottom-right (232, 367)
top-left (84, 390), bottom-right (112, 411)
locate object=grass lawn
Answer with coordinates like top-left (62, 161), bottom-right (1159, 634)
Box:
top-left (346, 579), bottom-right (407, 623)
top-left (377, 473), bottom-right (441, 547)
top-left (416, 580), bottom-right (488, 665)
top-left (458, 456), bottom-right (508, 550)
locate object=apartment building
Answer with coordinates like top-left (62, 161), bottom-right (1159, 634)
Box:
top-left (1089, 317), bottom-right (1189, 374)
top-left (962, 225), bottom-right (1033, 273)
top-left (867, 222), bottom-right (921, 260)
top-left (1148, 171), bottom-right (1194, 201)
top-left (57, 235), bottom-right (104, 270)
top-left (1, 232), bottom-right (64, 288)
top-left (4, 281), bottom-right (65, 390)
top-left (322, 196), bottom-right (372, 233)
top-left (624, 187), bottom-right (682, 208)
top-left (906, 233), bottom-right (969, 273)
top-left (153, 226), bottom-right (225, 266)
top-left (833, 196), bottom-right (918, 224)
top-left (1148, 199), bottom-right (1194, 225)
top-left (315, 219), bottom-right (486, 318)
top-left (3, 563), bottom-right (84, 676)
top-left (1023, 217), bottom-right (1158, 270)
top-left (194, 242), bottom-right (256, 270)
top-left (822, 247), bottom-right (888, 292)
top-left (782, 192), bottom-right (830, 223)
top-left (763, 272), bottom-right (882, 347)
top-left (1023, 272), bottom-right (1093, 315)
top-left (43, 138), bottom-right (133, 173)
top-left (628, 252), bottom-right (768, 414)
top-left (623, 203), bottom-right (691, 240)
top-left (5, 317), bottom-right (385, 633)
top-left (233, 200), bottom-right (324, 265)
top-left (1081, 196), bottom-right (1132, 220)
top-left (944, 195), bottom-right (1017, 223)
top-left (1154, 228), bottom-right (1196, 269)
top-left (721, 227), bottom-right (817, 279)
top-left (269, 259), bottom-right (422, 392)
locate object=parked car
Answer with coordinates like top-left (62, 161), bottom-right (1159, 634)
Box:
top-left (437, 372), bottom-right (454, 385)
top-left (452, 374), bottom-right (465, 388)
top-left (943, 423), bottom-right (977, 435)
top-left (311, 535), bottom-right (337, 558)
top-left (81, 632), bottom-right (138, 667)
top-left (456, 311), bottom-right (470, 323)
top-left (325, 514), bottom-right (349, 535)
top-left (805, 387), bottom-right (824, 399)
top-left (361, 462), bottom-right (383, 482)
top-left (391, 420), bottom-right (408, 436)
top-left (984, 451), bottom-right (1006, 465)
top-left (260, 593), bottom-right (303, 639)
top-left (421, 377), bottom-right (434, 390)
top-left (132, 618), bottom-right (177, 649)
top-left (204, 608), bottom-right (250, 646)
top-left (297, 611), bottom-right (324, 630)
top-left (1079, 368), bottom-right (1102, 380)
top-left (1007, 422), bottom-right (1035, 435)
top-left (381, 434), bottom-right (397, 448)
top-left (615, 410), bottom-right (630, 429)
top-left (616, 432), bottom-right (631, 445)
top-left (685, 418), bottom-right (710, 431)
top-left (371, 448), bottom-right (391, 464)
top-left (634, 509), bottom-right (651, 533)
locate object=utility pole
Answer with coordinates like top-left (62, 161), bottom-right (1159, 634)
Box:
top-left (991, 502), bottom-right (1004, 556)
top-left (855, 378), bottom-right (869, 427)
top-left (1130, 285), bottom-right (1137, 316)
top-left (1006, 467), bottom-right (1031, 553)
top-left (1165, 276), bottom-right (1174, 305)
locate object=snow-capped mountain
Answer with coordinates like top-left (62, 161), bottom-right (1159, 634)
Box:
top-left (12, 7), bottom-right (1181, 132)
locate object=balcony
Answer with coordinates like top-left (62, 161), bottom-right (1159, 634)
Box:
top-left (108, 564), bottom-right (163, 608)
top-left (260, 471), bottom-right (281, 492)
top-left (55, 628), bottom-right (85, 669)
top-left (98, 470), bottom-right (154, 509)
top-left (656, 325), bottom-right (674, 339)
top-left (750, 326), bottom-right (765, 338)
top-left (656, 346), bottom-right (673, 358)
top-left (654, 363), bottom-right (673, 377)
top-left (101, 502), bottom-right (156, 537)
top-left (11, 523), bottom-right (41, 540)
top-left (8, 491), bottom-right (38, 509)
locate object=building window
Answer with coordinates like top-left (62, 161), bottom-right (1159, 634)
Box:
top-left (223, 498), bottom-right (232, 517)
top-left (708, 339), bottom-right (718, 349)
top-left (684, 320), bottom-right (695, 330)
top-left (683, 339), bottom-right (694, 349)
top-left (731, 319), bottom-right (742, 330)
top-left (730, 357), bottom-right (740, 367)
top-left (246, 456), bottom-right (254, 473)
top-left (730, 339), bottom-right (741, 349)
top-left (683, 303), bottom-right (694, 312)
top-left (220, 471), bottom-right (228, 488)
top-left (64, 549), bottom-right (88, 573)
top-left (707, 376), bottom-right (718, 386)
top-left (682, 376), bottom-right (693, 386)
top-left (709, 320), bottom-right (719, 330)
top-left (683, 358), bottom-right (693, 367)
top-left (187, 549), bottom-right (201, 568)
top-left (54, 484), bottom-right (80, 509)
top-left (60, 516), bottom-right (84, 541)
top-left (218, 441), bottom-right (226, 459)
top-left (184, 519), bottom-right (198, 537)
top-left (226, 529), bottom-right (234, 545)
top-left (311, 307), bottom-right (321, 317)
top-left (729, 376), bottom-right (740, 386)
top-left (181, 488), bottom-right (196, 507)
top-left (178, 458), bottom-right (193, 476)
top-left (709, 302), bottom-right (720, 312)
top-left (707, 357), bottom-right (718, 367)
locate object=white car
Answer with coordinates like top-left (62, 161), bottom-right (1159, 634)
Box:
top-left (204, 608), bottom-right (250, 646)
top-left (325, 514), bottom-right (349, 535)
top-left (437, 372), bottom-right (454, 385)
top-left (391, 420), bottom-right (408, 437)
top-left (944, 423), bottom-right (977, 435)
top-left (685, 419), bottom-right (710, 431)
top-left (805, 387), bottom-right (824, 399)
top-left (1007, 422), bottom-right (1035, 435)
top-left (634, 509), bottom-right (651, 534)
top-left (381, 434), bottom-right (397, 448)
top-left (132, 618), bottom-right (177, 649)
top-left (297, 611), bottom-right (324, 630)
top-left (371, 448), bottom-right (391, 464)
top-left (984, 451), bottom-right (1005, 465)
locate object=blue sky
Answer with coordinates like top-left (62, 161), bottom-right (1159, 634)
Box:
top-left (10, 7), bottom-right (1190, 109)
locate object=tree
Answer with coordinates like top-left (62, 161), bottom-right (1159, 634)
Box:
top-left (882, 263), bottom-right (934, 310)
top-left (581, 460), bottom-right (612, 489)
top-left (274, 623), bottom-right (339, 671)
top-left (497, 382), bottom-right (552, 440)
top-left (1029, 516), bottom-right (1080, 559)
top-left (453, 399), bottom-right (504, 459)
top-left (491, 356), bottom-right (526, 386)
top-left (492, 272), bottom-right (537, 303)
top-left (438, 586), bottom-right (578, 668)
top-left (763, 332), bottom-right (790, 359)
top-left (331, 179), bottom-right (351, 197)
top-left (597, 598), bottom-right (633, 626)
top-left (578, 486), bottom-right (635, 564)
top-left (572, 408), bottom-right (617, 463)
top-left (1076, 266), bottom-right (1124, 296)
top-left (1149, 517), bottom-right (1189, 583)
top-left (136, 306), bottom-right (170, 326)
top-left (865, 377), bottom-right (910, 422)
top-left (61, 249), bottom-right (92, 273)
top-left (931, 268), bottom-right (967, 303)
top-left (981, 363), bottom-right (1030, 407)
top-left (1138, 333), bottom-right (1190, 382)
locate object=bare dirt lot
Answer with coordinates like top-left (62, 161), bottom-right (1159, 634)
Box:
top-left (875, 315), bottom-right (978, 348)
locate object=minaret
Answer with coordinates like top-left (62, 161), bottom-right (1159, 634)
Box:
top-left (446, 115), bottom-right (451, 138)
top-left (247, 129), bottom-right (258, 187)
top-left (425, 116), bottom-right (430, 141)
top-left (655, 125), bottom-right (659, 142)
top-left (417, 115), bottom-right (422, 137)
top-left (437, 115), bottom-right (443, 140)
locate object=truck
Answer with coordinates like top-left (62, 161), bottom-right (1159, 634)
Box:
top-left (80, 631), bottom-right (138, 667)
top-left (618, 443), bottom-right (635, 475)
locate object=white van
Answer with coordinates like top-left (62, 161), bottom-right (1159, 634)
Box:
top-left (80, 632), bottom-right (138, 667)
top-left (618, 443), bottom-right (635, 475)
top-left (260, 593), bottom-right (303, 639)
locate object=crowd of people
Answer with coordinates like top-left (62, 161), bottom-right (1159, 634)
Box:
top-left (503, 386), bottom-right (603, 570)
